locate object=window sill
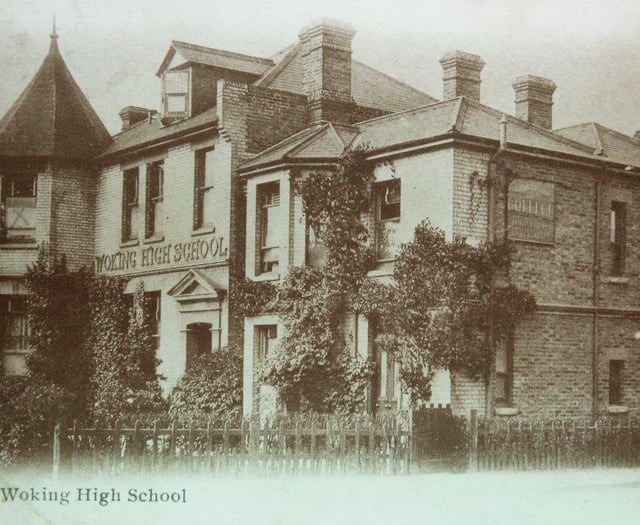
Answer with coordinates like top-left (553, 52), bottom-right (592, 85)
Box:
top-left (367, 268), bottom-right (392, 278)
top-left (143, 235), bottom-right (165, 245)
top-left (192, 226), bottom-right (216, 237)
top-left (253, 273), bottom-right (280, 282)
top-left (0, 242), bottom-right (38, 250)
top-left (120, 239), bottom-right (139, 248)
top-left (607, 405), bottom-right (629, 415)
top-left (603, 276), bottom-right (629, 285)
top-left (494, 406), bottom-right (519, 417)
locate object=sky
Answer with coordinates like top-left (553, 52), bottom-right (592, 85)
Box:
top-left (1, 0), bottom-right (640, 135)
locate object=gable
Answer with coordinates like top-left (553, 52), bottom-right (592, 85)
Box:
top-left (167, 269), bottom-right (226, 302)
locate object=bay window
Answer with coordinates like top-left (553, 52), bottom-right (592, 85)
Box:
top-left (257, 182), bottom-right (281, 275)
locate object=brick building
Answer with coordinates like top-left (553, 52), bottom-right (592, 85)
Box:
top-left (2, 20), bottom-right (640, 419)
top-left (0, 29), bottom-right (110, 374)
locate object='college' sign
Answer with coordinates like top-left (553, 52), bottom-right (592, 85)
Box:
top-left (94, 235), bottom-right (228, 273)
top-left (508, 179), bottom-right (555, 244)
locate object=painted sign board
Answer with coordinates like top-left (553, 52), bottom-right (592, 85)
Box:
top-left (508, 179), bottom-right (555, 244)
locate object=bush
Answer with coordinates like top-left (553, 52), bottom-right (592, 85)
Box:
top-left (0, 378), bottom-right (74, 465)
top-left (169, 345), bottom-right (243, 424)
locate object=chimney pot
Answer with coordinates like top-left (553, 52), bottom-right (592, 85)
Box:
top-left (512, 75), bottom-right (556, 129)
top-left (119, 106), bottom-right (157, 131)
top-left (439, 50), bottom-right (485, 101)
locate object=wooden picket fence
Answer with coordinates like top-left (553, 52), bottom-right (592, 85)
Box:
top-left (469, 412), bottom-right (640, 471)
top-left (53, 414), bottom-right (412, 477)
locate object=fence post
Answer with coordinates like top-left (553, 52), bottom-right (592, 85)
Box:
top-left (407, 409), bottom-right (413, 475)
top-left (151, 420), bottom-right (158, 470)
top-left (469, 409), bottom-right (479, 472)
top-left (52, 423), bottom-right (60, 479)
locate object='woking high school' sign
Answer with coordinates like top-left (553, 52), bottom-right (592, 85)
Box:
top-left (94, 234), bottom-right (228, 273)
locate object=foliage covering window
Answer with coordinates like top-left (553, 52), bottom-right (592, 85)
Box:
top-left (169, 343), bottom-right (243, 424)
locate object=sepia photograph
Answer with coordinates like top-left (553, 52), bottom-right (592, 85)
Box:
top-left (1, 0), bottom-right (640, 523)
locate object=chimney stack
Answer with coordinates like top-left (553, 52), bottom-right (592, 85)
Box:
top-left (298, 19), bottom-right (356, 124)
top-left (119, 106), bottom-right (157, 131)
top-left (439, 51), bottom-right (485, 101)
top-left (512, 75), bottom-right (556, 130)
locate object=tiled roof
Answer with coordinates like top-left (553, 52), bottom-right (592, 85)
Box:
top-left (157, 41), bottom-right (273, 77)
top-left (240, 121), bottom-right (358, 171)
top-left (354, 97), bottom-right (598, 160)
top-left (555, 123), bottom-right (640, 168)
top-left (242, 97), bottom-right (606, 172)
top-left (100, 107), bottom-right (217, 159)
top-left (256, 44), bottom-right (437, 113)
top-left (0, 36), bottom-right (111, 159)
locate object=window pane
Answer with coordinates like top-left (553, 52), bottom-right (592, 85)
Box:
top-left (167, 95), bottom-right (187, 113)
top-left (11, 177), bottom-right (36, 197)
top-left (377, 220), bottom-right (399, 260)
top-left (307, 225), bottom-right (328, 267)
top-left (165, 71), bottom-right (188, 93)
top-left (263, 206), bottom-right (281, 247)
top-left (609, 360), bottom-right (624, 405)
top-left (257, 325), bottom-right (277, 361)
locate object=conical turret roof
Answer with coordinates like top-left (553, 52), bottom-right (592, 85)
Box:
top-left (0, 31), bottom-right (111, 159)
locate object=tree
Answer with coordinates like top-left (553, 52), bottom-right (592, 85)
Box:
top-left (24, 247), bottom-right (92, 417)
top-left (373, 220), bottom-right (536, 407)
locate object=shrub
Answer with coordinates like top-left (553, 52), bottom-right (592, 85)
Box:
top-left (169, 345), bottom-right (243, 424)
top-left (0, 378), bottom-right (74, 465)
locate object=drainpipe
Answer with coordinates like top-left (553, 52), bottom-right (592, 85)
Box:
top-left (592, 174), bottom-right (601, 419)
top-left (483, 115), bottom-right (508, 416)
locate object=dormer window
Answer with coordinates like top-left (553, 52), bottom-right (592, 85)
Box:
top-left (163, 70), bottom-right (190, 116)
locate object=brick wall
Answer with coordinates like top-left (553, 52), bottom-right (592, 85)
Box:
top-left (513, 313), bottom-right (593, 418)
top-left (453, 148), bottom-right (489, 242)
top-left (50, 164), bottom-right (96, 270)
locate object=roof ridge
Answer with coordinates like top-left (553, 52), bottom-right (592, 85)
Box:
top-left (352, 59), bottom-right (436, 102)
top-left (355, 98), bottom-right (457, 127)
top-left (593, 121), bottom-right (638, 143)
top-left (255, 43), bottom-right (301, 88)
top-left (244, 124), bottom-right (325, 163)
top-left (462, 97), bottom-right (595, 155)
top-left (171, 40), bottom-right (273, 65)
top-left (590, 122), bottom-right (604, 155)
top-left (287, 123), bottom-right (336, 157)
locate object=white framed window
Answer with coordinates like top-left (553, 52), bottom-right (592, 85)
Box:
top-left (256, 324), bottom-right (277, 361)
top-left (193, 148), bottom-right (215, 230)
top-left (1, 295), bottom-right (31, 376)
top-left (258, 182), bottom-right (281, 275)
top-left (1, 173), bottom-right (37, 242)
top-left (163, 70), bottom-right (190, 116)
top-left (145, 161), bottom-right (164, 238)
top-left (375, 179), bottom-right (401, 261)
top-left (122, 167), bottom-right (139, 242)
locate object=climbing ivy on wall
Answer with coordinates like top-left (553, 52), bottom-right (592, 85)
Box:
top-left (232, 147), bottom-right (536, 414)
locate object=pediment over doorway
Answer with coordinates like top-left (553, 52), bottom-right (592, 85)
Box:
top-left (167, 269), bottom-right (226, 302)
